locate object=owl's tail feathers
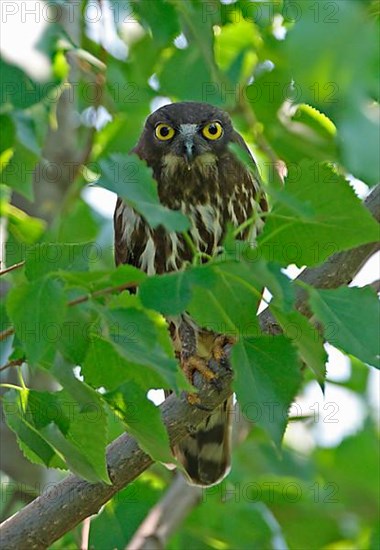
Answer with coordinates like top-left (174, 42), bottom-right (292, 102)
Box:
top-left (173, 396), bottom-right (233, 487)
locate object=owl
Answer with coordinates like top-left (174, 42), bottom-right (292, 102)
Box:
top-left (114, 102), bottom-right (267, 486)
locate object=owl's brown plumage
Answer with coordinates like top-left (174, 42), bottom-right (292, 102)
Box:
top-left (114, 102), bottom-right (266, 486)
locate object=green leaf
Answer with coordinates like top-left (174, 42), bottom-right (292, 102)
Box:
top-left (215, 19), bottom-right (259, 76)
top-left (273, 308), bottom-right (327, 385)
top-left (6, 276), bottom-right (67, 365)
top-left (308, 285), bottom-right (380, 368)
top-left (105, 381), bottom-right (172, 463)
top-left (1, 144), bottom-right (38, 200)
top-left (105, 307), bottom-right (186, 390)
top-left (258, 161), bottom-right (379, 266)
top-left (142, 258), bottom-right (294, 337)
top-left (12, 111), bottom-right (41, 155)
top-left (40, 418), bottom-right (107, 483)
top-left (232, 335), bottom-right (302, 446)
top-left (4, 380), bottom-right (109, 482)
top-left (2, 389), bottom-right (67, 470)
top-left (84, 306), bottom-right (189, 392)
top-left (188, 262), bottom-right (263, 336)
top-left (0, 114), bottom-right (16, 153)
top-left (292, 104), bottom-right (337, 143)
top-left (159, 47), bottom-right (216, 103)
top-left (58, 304), bottom-right (97, 364)
top-left (50, 361), bottom-right (110, 483)
top-left (158, 0), bottom-right (220, 102)
top-left (25, 243), bottom-right (90, 281)
top-left (56, 198), bottom-right (99, 243)
top-left (0, 59), bottom-right (44, 109)
top-left (1, 201), bottom-right (46, 244)
top-left (60, 264), bottom-right (146, 293)
top-left (285, 0), bottom-right (379, 184)
top-left (89, 477), bottom-right (163, 550)
top-left (286, 0), bottom-right (377, 114)
top-left (82, 335), bottom-right (168, 392)
top-left (339, 106), bottom-right (380, 187)
top-left (176, 485), bottom-right (276, 550)
top-left (98, 154), bottom-right (189, 232)
top-left (225, 247), bottom-right (295, 313)
top-left (139, 270), bottom-right (192, 316)
top-left (133, 0), bottom-right (180, 47)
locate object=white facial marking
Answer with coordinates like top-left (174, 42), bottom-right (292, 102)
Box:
top-left (179, 123), bottom-right (197, 138)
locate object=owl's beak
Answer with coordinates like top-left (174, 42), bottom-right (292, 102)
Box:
top-left (183, 140), bottom-right (195, 166)
top-left (179, 124), bottom-right (197, 169)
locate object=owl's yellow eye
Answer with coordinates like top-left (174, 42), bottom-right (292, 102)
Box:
top-left (155, 123), bottom-right (175, 141)
top-left (202, 121), bottom-right (223, 140)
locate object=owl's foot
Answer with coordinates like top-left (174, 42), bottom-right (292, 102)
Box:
top-left (211, 334), bottom-right (236, 366)
top-left (181, 334), bottom-right (236, 407)
top-left (182, 354), bottom-right (219, 407)
top-left (186, 392), bottom-right (201, 406)
top-left (186, 393), bottom-right (213, 411)
top-left (182, 354), bottom-right (218, 383)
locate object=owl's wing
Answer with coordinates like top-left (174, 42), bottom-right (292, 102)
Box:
top-left (114, 197), bottom-right (130, 266)
top-left (114, 197), bottom-right (150, 269)
top-left (232, 130), bottom-right (269, 214)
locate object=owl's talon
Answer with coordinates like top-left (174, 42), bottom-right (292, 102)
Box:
top-left (186, 392), bottom-right (201, 406)
top-left (181, 354), bottom-right (218, 385)
top-left (211, 334), bottom-right (236, 362)
top-left (185, 392), bottom-right (213, 411)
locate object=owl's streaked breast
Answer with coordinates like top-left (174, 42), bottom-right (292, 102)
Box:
top-left (114, 154), bottom-right (263, 275)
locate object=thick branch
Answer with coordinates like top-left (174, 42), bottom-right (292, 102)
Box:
top-left (126, 474), bottom-right (202, 550)
top-left (1, 185), bottom-right (379, 549)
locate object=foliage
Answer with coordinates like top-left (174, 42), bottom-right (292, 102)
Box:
top-left (1, 0), bottom-right (379, 548)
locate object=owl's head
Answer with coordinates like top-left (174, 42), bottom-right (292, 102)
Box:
top-left (133, 102), bottom-right (239, 171)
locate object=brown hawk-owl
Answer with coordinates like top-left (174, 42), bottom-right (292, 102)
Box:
top-left (114, 102), bottom-right (266, 486)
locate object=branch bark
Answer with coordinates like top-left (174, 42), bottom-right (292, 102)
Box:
top-left (126, 474), bottom-right (202, 550)
top-left (0, 185), bottom-right (378, 549)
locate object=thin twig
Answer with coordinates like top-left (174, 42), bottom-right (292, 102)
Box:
top-left (67, 281), bottom-right (139, 307)
top-left (0, 261), bottom-right (25, 276)
top-left (0, 358), bottom-right (24, 373)
top-left (0, 328), bottom-right (15, 343)
top-left (80, 517), bottom-right (91, 550)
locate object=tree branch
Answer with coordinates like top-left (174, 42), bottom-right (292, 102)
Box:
top-left (0, 185), bottom-right (378, 548)
top-left (126, 474), bottom-right (202, 550)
